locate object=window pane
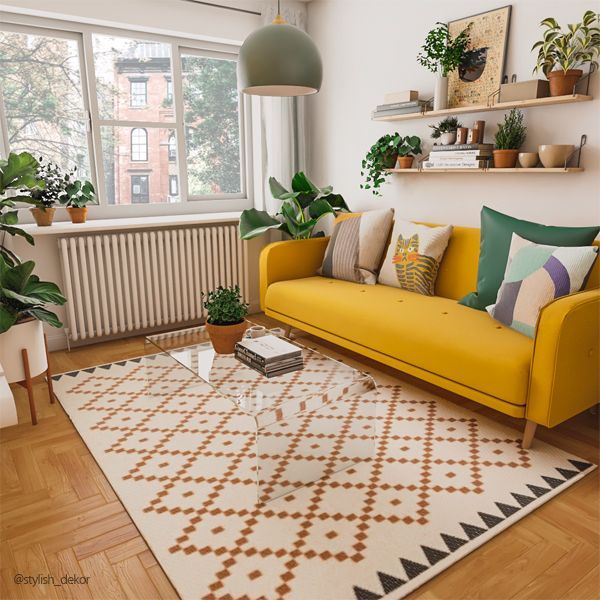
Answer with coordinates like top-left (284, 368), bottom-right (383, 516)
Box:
top-left (182, 54), bottom-right (242, 195)
top-left (101, 126), bottom-right (179, 205)
top-left (0, 30), bottom-right (91, 177)
top-left (92, 35), bottom-right (174, 122)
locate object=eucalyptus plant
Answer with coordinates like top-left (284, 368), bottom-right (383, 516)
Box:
top-left (532, 10), bottom-right (600, 76)
top-left (494, 109), bottom-right (527, 150)
top-left (430, 117), bottom-right (462, 139)
top-left (29, 159), bottom-right (75, 209)
top-left (417, 22), bottom-right (472, 77)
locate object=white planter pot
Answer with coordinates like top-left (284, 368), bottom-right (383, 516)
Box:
top-left (0, 364), bottom-right (18, 428)
top-left (440, 131), bottom-right (457, 145)
top-left (0, 320), bottom-right (47, 384)
top-left (434, 73), bottom-right (448, 111)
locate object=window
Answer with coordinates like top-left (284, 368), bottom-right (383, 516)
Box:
top-left (165, 77), bottom-right (173, 103)
top-left (130, 79), bottom-right (147, 107)
top-left (131, 175), bottom-right (149, 203)
top-left (130, 128), bottom-right (148, 161)
top-left (169, 175), bottom-right (178, 196)
top-left (168, 134), bottom-right (176, 161)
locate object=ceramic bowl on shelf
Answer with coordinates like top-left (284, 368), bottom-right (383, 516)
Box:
top-left (538, 145), bottom-right (574, 168)
top-left (518, 152), bottom-right (539, 168)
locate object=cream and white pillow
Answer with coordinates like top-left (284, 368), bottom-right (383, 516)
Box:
top-left (378, 220), bottom-right (453, 295)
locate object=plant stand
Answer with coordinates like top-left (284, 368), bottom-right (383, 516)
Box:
top-left (13, 334), bottom-right (56, 425)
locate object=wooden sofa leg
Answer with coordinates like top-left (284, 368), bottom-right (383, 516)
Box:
top-left (283, 325), bottom-right (293, 339)
top-left (522, 420), bottom-right (537, 449)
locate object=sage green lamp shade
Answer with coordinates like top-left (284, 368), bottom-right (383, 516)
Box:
top-left (238, 23), bottom-right (323, 96)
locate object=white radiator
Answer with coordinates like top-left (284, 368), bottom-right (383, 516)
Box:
top-left (58, 224), bottom-right (248, 343)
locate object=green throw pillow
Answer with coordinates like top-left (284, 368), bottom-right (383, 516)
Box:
top-left (459, 206), bottom-right (600, 311)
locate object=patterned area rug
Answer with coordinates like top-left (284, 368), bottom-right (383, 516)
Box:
top-left (53, 357), bottom-right (595, 600)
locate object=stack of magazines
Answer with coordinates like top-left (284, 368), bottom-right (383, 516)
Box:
top-left (235, 335), bottom-right (303, 378)
top-left (423, 143), bottom-right (493, 170)
top-left (372, 100), bottom-right (430, 119)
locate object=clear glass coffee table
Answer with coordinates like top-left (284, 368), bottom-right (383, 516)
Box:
top-left (143, 324), bottom-right (377, 502)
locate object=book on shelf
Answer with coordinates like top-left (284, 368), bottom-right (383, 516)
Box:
top-left (375, 100), bottom-right (424, 111)
top-left (428, 151), bottom-right (491, 159)
top-left (372, 101), bottom-right (430, 118)
top-left (235, 350), bottom-right (303, 378)
top-left (431, 143), bottom-right (493, 152)
top-left (423, 160), bottom-right (489, 170)
top-left (235, 334), bottom-right (302, 366)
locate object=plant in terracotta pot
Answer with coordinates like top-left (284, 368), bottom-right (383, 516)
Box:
top-left (62, 179), bottom-right (96, 223)
top-left (532, 10), bottom-right (600, 97)
top-left (361, 133), bottom-right (405, 195)
top-left (202, 285), bottom-right (249, 354)
top-left (29, 159), bottom-right (75, 226)
top-left (493, 109), bottom-right (527, 168)
top-left (397, 135), bottom-right (422, 169)
top-left (430, 117), bottom-right (463, 145)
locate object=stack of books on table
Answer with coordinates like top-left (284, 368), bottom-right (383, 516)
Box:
top-left (235, 335), bottom-right (303, 378)
top-left (372, 100), bottom-right (430, 119)
top-left (423, 143), bottom-right (493, 170)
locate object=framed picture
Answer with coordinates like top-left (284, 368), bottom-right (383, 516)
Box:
top-left (447, 5), bottom-right (512, 108)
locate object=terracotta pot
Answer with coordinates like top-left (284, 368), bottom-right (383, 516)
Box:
top-left (382, 151), bottom-right (399, 169)
top-left (547, 69), bottom-right (583, 97)
top-left (397, 156), bottom-right (414, 169)
top-left (538, 144), bottom-right (574, 168)
top-left (493, 149), bottom-right (519, 169)
top-left (518, 152), bottom-right (539, 168)
top-left (67, 207), bottom-right (88, 224)
top-left (205, 320), bottom-right (248, 354)
top-left (30, 207), bottom-right (56, 227)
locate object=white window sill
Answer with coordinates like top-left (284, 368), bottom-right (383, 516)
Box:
top-left (20, 212), bottom-right (242, 236)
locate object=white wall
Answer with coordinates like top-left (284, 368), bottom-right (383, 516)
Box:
top-left (306, 0), bottom-right (600, 227)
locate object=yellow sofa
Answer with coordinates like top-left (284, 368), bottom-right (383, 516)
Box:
top-left (259, 226), bottom-right (600, 448)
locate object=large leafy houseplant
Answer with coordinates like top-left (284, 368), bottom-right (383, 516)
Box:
top-left (361, 133), bottom-right (404, 195)
top-left (239, 172), bottom-right (348, 241)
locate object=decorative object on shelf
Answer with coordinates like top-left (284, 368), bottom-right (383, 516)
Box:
top-left (423, 142), bottom-right (492, 170)
top-left (202, 285), bottom-right (249, 354)
top-left (384, 90), bottom-right (419, 104)
top-left (360, 133), bottom-right (402, 194)
top-left (239, 171), bottom-right (348, 240)
top-left (62, 178), bottom-right (96, 224)
top-left (456, 127), bottom-right (469, 144)
top-left (538, 144), bottom-right (575, 168)
top-left (237, 0), bottom-right (322, 96)
top-left (430, 116), bottom-right (462, 145)
top-left (532, 10), bottom-right (600, 97)
top-left (473, 120), bottom-right (486, 143)
top-left (499, 78), bottom-right (549, 102)
top-left (397, 136), bottom-right (423, 169)
top-left (29, 158), bottom-right (76, 227)
top-left (417, 21), bottom-right (472, 111)
top-left (518, 152), bottom-right (539, 168)
top-left (493, 108), bottom-right (526, 168)
top-left (448, 6), bottom-right (512, 108)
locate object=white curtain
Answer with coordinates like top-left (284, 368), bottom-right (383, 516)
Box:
top-left (256, 1), bottom-right (308, 214)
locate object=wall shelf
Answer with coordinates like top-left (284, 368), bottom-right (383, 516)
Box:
top-left (387, 167), bottom-right (584, 174)
top-left (372, 94), bottom-right (593, 122)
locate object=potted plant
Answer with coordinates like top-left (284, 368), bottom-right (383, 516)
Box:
top-left (239, 171), bottom-right (348, 240)
top-left (62, 179), bottom-right (96, 224)
top-left (493, 109), bottom-right (527, 168)
top-left (417, 22), bottom-right (472, 110)
top-left (397, 136), bottom-right (422, 169)
top-left (430, 117), bottom-right (463, 145)
top-left (532, 10), bottom-right (600, 97)
top-left (361, 133), bottom-right (406, 195)
top-left (202, 285), bottom-right (249, 354)
top-left (29, 159), bottom-right (75, 227)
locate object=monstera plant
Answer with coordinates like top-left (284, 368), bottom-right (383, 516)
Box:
top-left (239, 172), bottom-right (349, 240)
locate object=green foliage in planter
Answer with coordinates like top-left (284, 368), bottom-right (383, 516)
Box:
top-left (361, 133), bottom-right (402, 196)
top-left (62, 179), bottom-right (96, 208)
top-left (0, 255), bottom-right (66, 334)
top-left (202, 285), bottom-right (248, 326)
top-left (532, 10), bottom-right (600, 76)
top-left (494, 109), bottom-right (527, 150)
top-left (29, 158), bottom-right (76, 209)
top-left (417, 22), bottom-right (472, 77)
top-left (398, 136), bottom-right (423, 157)
top-left (239, 172), bottom-right (348, 240)
top-left (0, 152), bottom-right (44, 266)
top-left (430, 117), bottom-right (463, 139)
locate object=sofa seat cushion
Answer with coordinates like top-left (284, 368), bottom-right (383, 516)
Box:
top-left (265, 276), bottom-right (533, 406)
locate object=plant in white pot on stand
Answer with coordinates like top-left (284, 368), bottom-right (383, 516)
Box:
top-left (417, 22), bottom-right (472, 111)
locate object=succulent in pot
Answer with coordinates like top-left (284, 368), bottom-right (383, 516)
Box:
top-left (430, 117), bottom-right (463, 145)
top-left (493, 109), bottom-right (527, 168)
top-left (532, 10), bottom-right (600, 97)
top-left (396, 135), bottom-right (422, 169)
top-left (202, 285), bottom-right (249, 354)
top-left (62, 179), bottom-right (96, 224)
top-left (361, 133), bottom-right (406, 195)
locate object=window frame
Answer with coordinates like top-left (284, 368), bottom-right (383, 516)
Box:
top-left (0, 11), bottom-right (253, 219)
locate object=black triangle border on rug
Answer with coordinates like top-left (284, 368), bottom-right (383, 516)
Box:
top-left (53, 355), bottom-right (147, 381)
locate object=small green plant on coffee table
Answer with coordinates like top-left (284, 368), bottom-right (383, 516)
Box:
top-left (494, 109), bottom-right (527, 150)
top-left (361, 133), bottom-right (405, 196)
top-left (430, 117), bottom-right (462, 140)
top-left (398, 135), bottom-right (423, 157)
top-left (202, 285), bottom-right (248, 326)
top-left (417, 22), bottom-right (472, 77)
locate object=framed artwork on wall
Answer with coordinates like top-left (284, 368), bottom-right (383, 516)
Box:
top-left (447, 5), bottom-right (512, 108)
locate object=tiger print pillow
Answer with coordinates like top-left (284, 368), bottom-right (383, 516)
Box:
top-left (378, 220), bottom-right (453, 295)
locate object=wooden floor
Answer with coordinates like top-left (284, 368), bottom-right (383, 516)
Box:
top-left (1, 315), bottom-right (598, 600)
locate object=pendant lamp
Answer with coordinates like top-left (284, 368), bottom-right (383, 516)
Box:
top-left (237, 0), bottom-right (323, 96)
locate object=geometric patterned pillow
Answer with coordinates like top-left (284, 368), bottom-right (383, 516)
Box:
top-left (487, 233), bottom-right (598, 337)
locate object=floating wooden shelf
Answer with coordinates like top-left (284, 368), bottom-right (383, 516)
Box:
top-left (372, 94), bottom-right (593, 122)
top-left (387, 167), bottom-right (584, 174)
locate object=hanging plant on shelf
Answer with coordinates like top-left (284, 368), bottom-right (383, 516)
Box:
top-left (361, 133), bottom-right (403, 195)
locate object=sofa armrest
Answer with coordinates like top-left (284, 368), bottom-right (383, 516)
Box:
top-left (259, 237), bottom-right (329, 310)
top-left (527, 289), bottom-right (600, 427)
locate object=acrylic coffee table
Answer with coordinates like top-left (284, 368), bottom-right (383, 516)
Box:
top-left (143, 323), bottom-right (377, 502)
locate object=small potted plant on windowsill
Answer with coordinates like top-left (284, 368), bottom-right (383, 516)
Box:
top-left (493, 109), bottom-right (527, 169)
top-left (430, 117), bottom-right (463, 145)
top-left (62, 179), bottom-right (96, 224)
top-left (202, 285), bottom-right (249, 354)
top-left (532, 10), bottom-right (600, 97)
top-left (29, 159), bottom-right (75, 227)
top-left (361, 133), bottom-right (405, 195)
top-left (397, 135), bottom-right (422, 169)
